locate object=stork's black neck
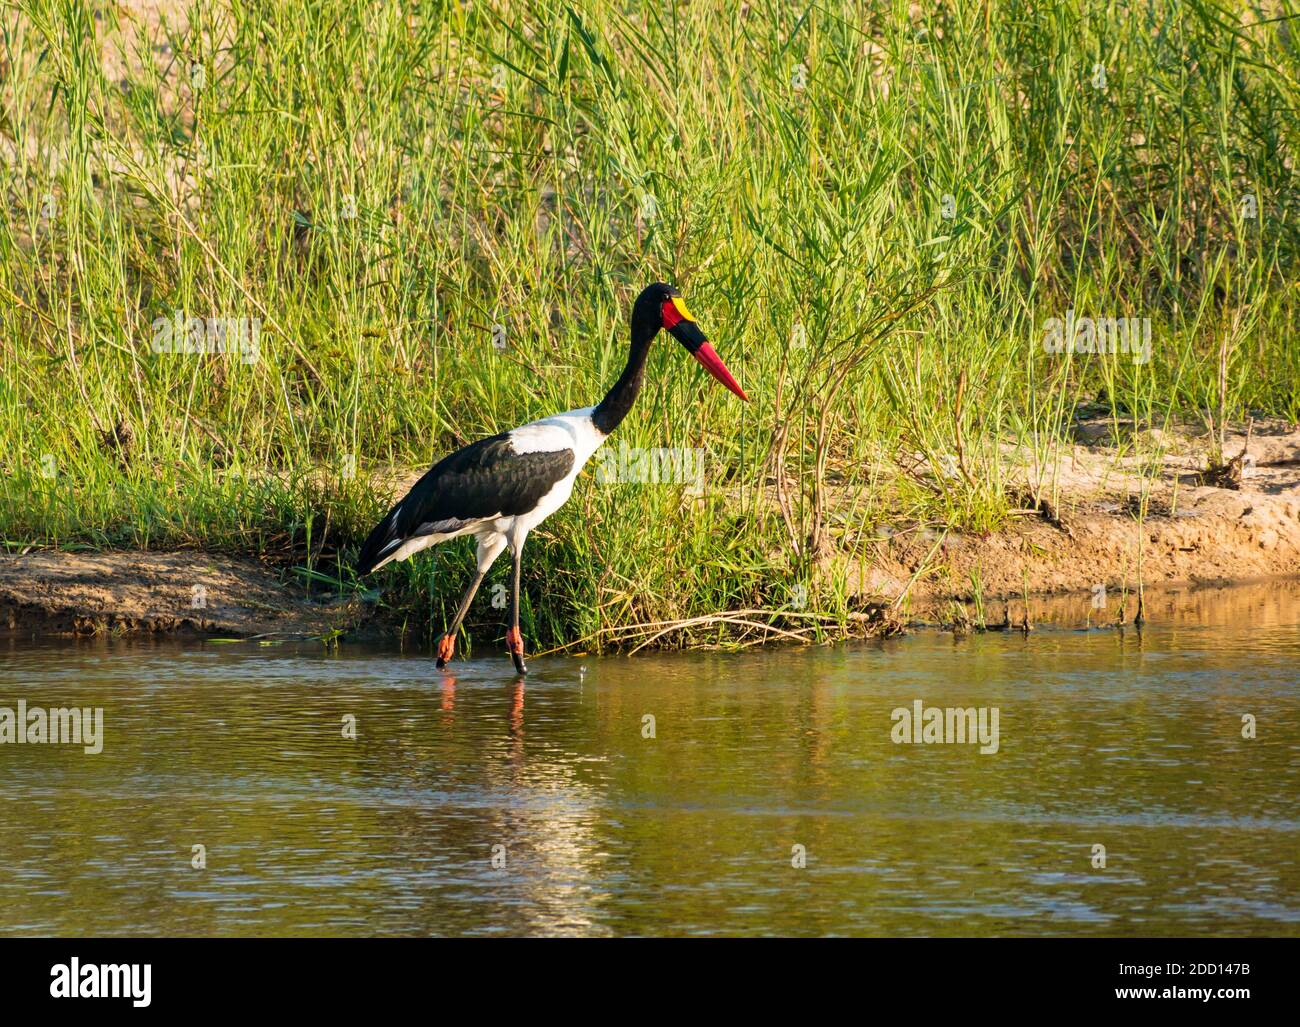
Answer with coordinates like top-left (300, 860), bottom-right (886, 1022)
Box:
top-left (591, 328), bottom-right (656, 435)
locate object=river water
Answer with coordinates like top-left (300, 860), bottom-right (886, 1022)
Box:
top-left (1, 582), bottom-right (1297, 936)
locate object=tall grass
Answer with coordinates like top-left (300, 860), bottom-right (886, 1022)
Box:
top-left (2, 0), bottom-right (1297, 648)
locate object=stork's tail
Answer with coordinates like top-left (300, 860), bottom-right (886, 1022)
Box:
top-left (356, 505), bottom-right (404, 576)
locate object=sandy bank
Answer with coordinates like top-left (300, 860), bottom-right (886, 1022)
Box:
top-left (3, 419), bottom-right (1298, 641)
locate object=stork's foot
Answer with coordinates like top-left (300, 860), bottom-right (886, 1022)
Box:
top-left (435, 633), bottom-right (456, 668)
top-left (506, 626), bottom-right (527, 675)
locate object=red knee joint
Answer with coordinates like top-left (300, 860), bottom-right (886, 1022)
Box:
top-left (506, 627), bottom-right (524, 655)
top-left (436, 634), bottom-right (456, 662)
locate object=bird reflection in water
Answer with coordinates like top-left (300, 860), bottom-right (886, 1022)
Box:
top-left (509, 676), bottom-right (525, 742)
top-left (432, 671), bottom-right (525, 742)
top-left (439, 672), bottom-right (456, 712)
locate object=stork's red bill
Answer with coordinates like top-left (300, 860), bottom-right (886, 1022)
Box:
top-left (660, 295), bottom-right (749, 401)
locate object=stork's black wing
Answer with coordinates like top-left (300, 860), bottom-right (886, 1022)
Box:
top-left (356, 431), bottom-right (575, 574)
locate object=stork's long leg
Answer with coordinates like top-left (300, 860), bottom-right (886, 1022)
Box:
top-left (436, 535), bottom-right (507, 668)
top-left (506, 542), bottom-right (526, 674)
top-left (436, 569), bottom-right (486, 668)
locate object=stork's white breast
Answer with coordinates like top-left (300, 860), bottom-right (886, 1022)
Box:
top-left (500, 407), bottom-right (608, 539)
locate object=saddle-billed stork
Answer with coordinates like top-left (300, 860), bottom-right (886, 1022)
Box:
top-left (356, 282), bottom-right (748, 673)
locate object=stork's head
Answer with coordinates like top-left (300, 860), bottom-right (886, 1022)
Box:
top-left (632, 282), bottom-right (748, 401)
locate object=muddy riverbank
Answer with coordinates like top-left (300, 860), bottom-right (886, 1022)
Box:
top-left (4, 419), bottom-right (1298, 642)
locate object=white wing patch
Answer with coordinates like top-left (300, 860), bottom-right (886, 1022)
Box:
top-left (508, 408), bottom-right (605, 467)
top-left (507, 421), bottom-right (572, 454)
